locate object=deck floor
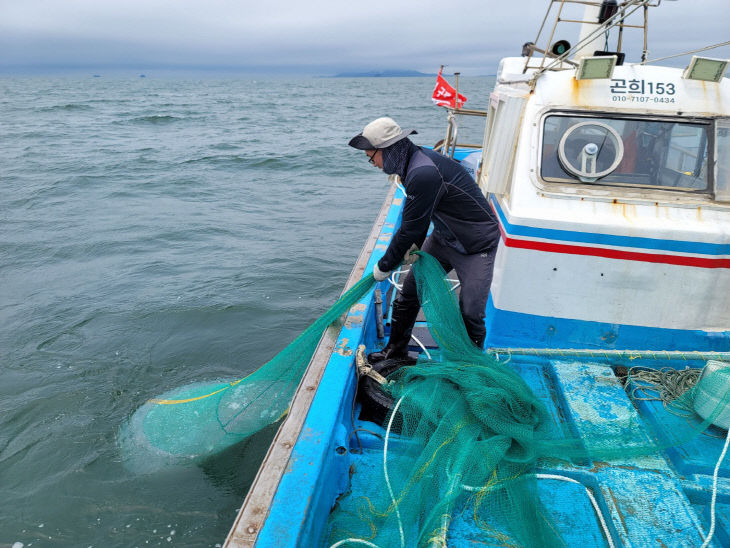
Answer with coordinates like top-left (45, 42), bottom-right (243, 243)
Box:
top-left (340, 352), bottom-right (730, 547)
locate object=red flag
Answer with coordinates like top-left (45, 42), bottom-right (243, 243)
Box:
top-left (431, 68), bottom-right (466, 108)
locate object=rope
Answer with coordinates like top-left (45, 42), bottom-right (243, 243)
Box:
top-left (701, 428), bottom-right (730, 548)
top-left (486, 348), bottom-right (730, 362)
top-left (624, 366), bottom-right (729, 438)
top-left (535, 474), bottom-right (615, 548)
top-left (410, 334), bottom-right (432, 360)
top-left (150, 381), bottom-right (238, 404)
top-left (453, 472), bottom-right (614, 548)
top-left (626, 367), bottom-right (701, 417)
top-left (641, 40), bottom-right (730, 65)
top-left (334, 393), bottom-right (408, 548)
top-left (384, 394), bottom-right (408, 548)
top-left (386, 265), bottom-right (456, 360)
top-left (329, 540), bottom-right (381, 548)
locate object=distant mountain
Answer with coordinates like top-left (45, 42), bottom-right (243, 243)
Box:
top-left (332, 69), bottom-right (436, 78)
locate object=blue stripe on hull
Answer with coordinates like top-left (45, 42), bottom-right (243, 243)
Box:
top-left (484, 297), bottom-right (730, 352)
top-left (489, 195), bottom-right (730, 256)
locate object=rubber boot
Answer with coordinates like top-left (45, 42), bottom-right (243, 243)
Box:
top-left (368, 299), bottom-right (420, 364)
top-left (471, 333), bottom-right (486, 351)
top-left (366, 339), bottom-right (410, 364)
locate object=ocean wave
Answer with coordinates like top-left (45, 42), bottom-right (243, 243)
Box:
top-left (38, 103), bottom-right (93, 112)
top-left (181, 147), bottom-right (331, 169)
top-left (181, 154), bottom-right (305, 169)
top-left (125, 115), bottom-right (183, 124)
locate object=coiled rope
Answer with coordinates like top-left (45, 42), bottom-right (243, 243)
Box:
top-left (625, 366), bottom-right (701, 417)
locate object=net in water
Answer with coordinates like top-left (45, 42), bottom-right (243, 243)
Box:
top-left (119, 274), bottom-right (376, 470)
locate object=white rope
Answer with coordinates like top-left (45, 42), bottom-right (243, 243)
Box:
top-left (384, 394), bottom-right (408, 548)
top-left (535, 474), bottom-right (615, 548)
top-left (701, 428), bottom-right (730, 548)
top-left (387, 272), bottom-right (403, 291)
top-left (493, 350), bottom-right (512, 365)
top-left (387, 266), bottom-right (409, 292)
top-left (385, 266), bottom-right (432, 359)
top-left (328, 395), bottom-right (409, 548)
top-left (409, 334), bottom-right (432, 360)
top-left (453, 472), bottom-right (614, 547)
top-left (446, 277), bottom-right (461, 292)
top-left (329, 539), bottom-right (381, 548)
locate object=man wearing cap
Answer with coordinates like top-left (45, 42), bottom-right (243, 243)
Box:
top-left (349, 116), bottom-right (500, 361)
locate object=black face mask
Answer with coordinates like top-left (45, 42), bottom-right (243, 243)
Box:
top-left (381, 138), bottom-right (412, 178)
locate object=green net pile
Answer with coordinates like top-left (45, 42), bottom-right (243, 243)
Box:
top-left (119, 274), bottom-right (375, 471)
top-left (119, 245), bottom-right (730, 543)
top-left (326, 252), bottom-right (730, 547)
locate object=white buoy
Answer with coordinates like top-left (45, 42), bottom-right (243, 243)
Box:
top-left (693, 360), bottom-right (730, 429)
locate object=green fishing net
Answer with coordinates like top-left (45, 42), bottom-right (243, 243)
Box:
top-left (326, 252), bottom-right (730, 547)
top-left (119, 245), bottom-right (730, 544)
top-left (119, 274), bottom-right (375, 470)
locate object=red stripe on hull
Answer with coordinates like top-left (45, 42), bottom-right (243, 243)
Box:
top-left (502, 235), bottom-right (730, 268)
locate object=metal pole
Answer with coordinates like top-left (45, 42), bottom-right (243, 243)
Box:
top-left (454, 72), bottom-right (461, 110)
top-left (616, 16), bottom-right (624, 52)
top-left (487, 348), bottom-right (730, 361)
top-left (533, 0), bottom-right (648, 81)
top-left (438, 65), bottom-right (452, 155)
top-left (450, 72), bottom-right (461, 158)
top-left (442, 114), bottom-right (453, 156)
top-left (539, 0), bottom-right (568, 70)
top-left (641, 4), bottom-right (648, 62)
top-left (374, 289), bottom-right (384, 339)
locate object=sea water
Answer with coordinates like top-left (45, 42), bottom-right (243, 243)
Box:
top-left (0, 73), bottom-right (494, 547)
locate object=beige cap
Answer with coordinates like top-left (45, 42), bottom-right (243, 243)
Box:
top-left (348, 117), bottom-right (417, 150)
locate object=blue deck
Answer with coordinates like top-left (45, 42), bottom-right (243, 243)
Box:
top-left (319, 354), bottom-right (730, 546)
top-left (251, 185), bottom-right (730, 547)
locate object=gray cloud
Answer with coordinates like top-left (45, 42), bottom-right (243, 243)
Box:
top-left (1, 0), bottom-right (728, 74)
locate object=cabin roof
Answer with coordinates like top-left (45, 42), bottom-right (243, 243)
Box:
top-left (496, 57), bottom-right (730, 117)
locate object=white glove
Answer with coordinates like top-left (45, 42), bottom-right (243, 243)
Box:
top-left (403, 243), bottom-right (419, 265)
top-left (373, 263), bottom-right (390, 282)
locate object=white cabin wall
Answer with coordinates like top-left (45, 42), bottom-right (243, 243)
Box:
top-left (487, 61), bottom-right (730, 333)
top-left (491, 243), bottom-right (730, 331)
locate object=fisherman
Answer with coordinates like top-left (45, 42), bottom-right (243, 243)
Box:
top-left (349, 116), bottom-right (500, 361)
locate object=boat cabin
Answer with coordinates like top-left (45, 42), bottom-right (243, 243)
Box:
top-left (479, 56), bottom-right (730, 351)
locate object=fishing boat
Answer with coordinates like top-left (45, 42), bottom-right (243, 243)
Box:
top-left (224, 1), bottom-right (730, 545)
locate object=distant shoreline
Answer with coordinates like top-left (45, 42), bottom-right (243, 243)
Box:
top-left (330, 70), bottom-right (437, 78)
top-left (0, 67), bottom-right (497, 79)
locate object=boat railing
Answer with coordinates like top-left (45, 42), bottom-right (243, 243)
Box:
top-left (434, 106), bottom-right (488, 159)
top-left (523, 0), bottom-right (657, 84)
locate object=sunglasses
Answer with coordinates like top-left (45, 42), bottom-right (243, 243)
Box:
top-left (367, 150), bottom-right (378, 165)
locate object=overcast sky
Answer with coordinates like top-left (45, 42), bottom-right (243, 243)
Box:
top-left (1, 0), bottom-right (728, 75)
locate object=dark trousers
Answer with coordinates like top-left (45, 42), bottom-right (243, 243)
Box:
top-left (390, 233), bottom-right (496, 349)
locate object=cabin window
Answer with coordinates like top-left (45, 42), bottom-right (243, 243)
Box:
top-left (479, 93), bottom-right (527, 195)
top-left (541, 114), bottom-right (710, 192)
top-left (716, 119), bottom-right (730, 202)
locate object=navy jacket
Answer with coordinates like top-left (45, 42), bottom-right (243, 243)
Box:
top-left (378, 146), bottom-right (500, 272)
